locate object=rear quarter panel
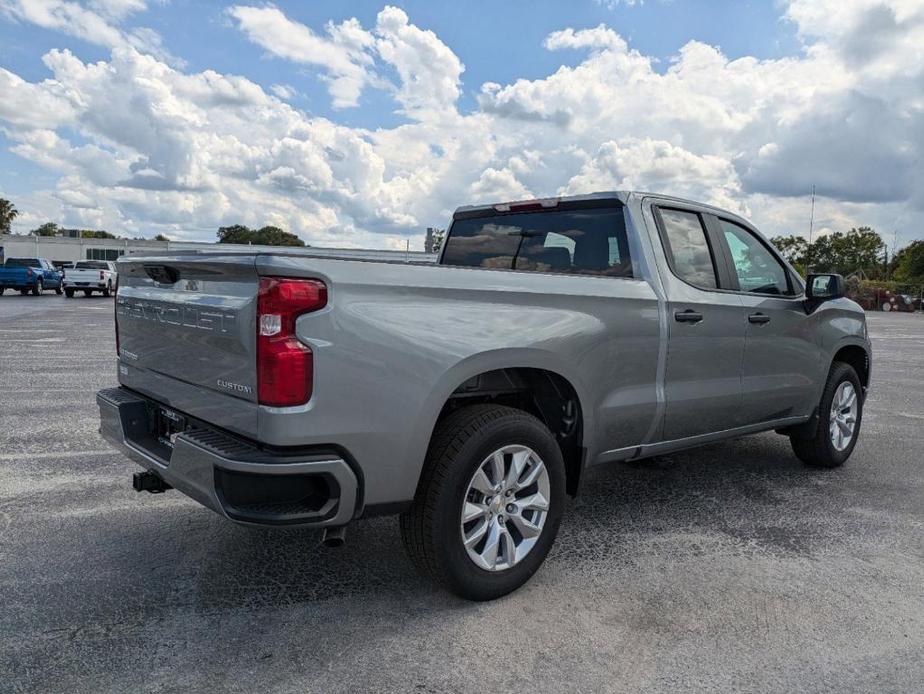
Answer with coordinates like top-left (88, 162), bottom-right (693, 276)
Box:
top-left (255, 255), bottom-right (661, 507)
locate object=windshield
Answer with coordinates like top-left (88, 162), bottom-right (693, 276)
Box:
top-left (441, 204), bottom-right (632, 278)
top-left (5, 258), bottom-right (41, 268)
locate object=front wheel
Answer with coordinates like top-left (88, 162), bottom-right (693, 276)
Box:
top-left (790, 362), bottom-right (863, 468)
top-left (31, 280), bottom-right (43, 296)
top-left (400, 404), bottom-right (566, 601)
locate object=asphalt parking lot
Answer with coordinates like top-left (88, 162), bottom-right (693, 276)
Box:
top-left (1, 294), bottom-right (923, 693)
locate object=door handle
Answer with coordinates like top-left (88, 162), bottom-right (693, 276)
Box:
top-left (674, 309), bottom-right (704, 323)
top-left (748, 312), bottom-right (771, 324)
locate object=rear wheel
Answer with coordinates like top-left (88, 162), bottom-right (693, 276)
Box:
top-left (64, 288), bottom-right (74, 298)
top-left (0, 287), bottom-right (4, 295)
top-left (400, 404), bottom-right (566, 601)
top-left (31, 279), bottom-right (43, 296)
top-left (790, 362), bottom-right (863, 468)
top-left (55, 286), bottom-right (63, 295)
top-left (102, 282), bottom-right (111, 297)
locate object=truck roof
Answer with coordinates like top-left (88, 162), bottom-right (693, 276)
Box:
top-left (452, 191), bottom-right (739, 219)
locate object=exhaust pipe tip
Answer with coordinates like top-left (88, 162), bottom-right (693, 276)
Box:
top-left (321, 526), bottom-right (347, 548)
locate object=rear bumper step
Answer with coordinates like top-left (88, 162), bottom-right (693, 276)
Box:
top-left (97, 387), bottom-right (358, 527)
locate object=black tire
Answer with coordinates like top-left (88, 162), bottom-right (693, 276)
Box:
top-left (0, 287), bottom-right (4, 295)
top-left (55, 286), bottom-right (63, 295)
top-left (31, 280), bottom-right (42, 296)
top-left (64, 288), bottom-right (74, 298)
top-left (20, 289), bottom-right (29, 295)
top-left (102, 283), bottom-right (111, 297)
top-left (400, 404), bottom-right (566, 601)
top-left (790, 362), bottom-right (863, 468)
top-left (83, 289), bottom-right (92, 297)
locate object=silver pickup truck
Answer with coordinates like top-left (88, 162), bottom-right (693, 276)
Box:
top-left (97, 191), bottom-right (871, 600)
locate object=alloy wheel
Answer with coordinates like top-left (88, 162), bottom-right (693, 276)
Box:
top-left (459, 444), bottom-right (550, 572)
top-left (829, 381), bottom-right (857, 451)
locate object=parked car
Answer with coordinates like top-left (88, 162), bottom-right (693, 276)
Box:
top-left (97, 191), bottom-right (872, 600)
top-left (0, 257), bottom-right (63, 295)
top-left (63, 260), bottom-right (118, 297)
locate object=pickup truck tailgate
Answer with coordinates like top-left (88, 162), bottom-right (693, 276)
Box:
top-left (115, 255), bottom-right (260, 428)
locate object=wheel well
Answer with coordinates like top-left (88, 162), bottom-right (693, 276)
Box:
top-left (438, 368), bottom-right (585, 496)
top-left (833, 345), bottom-right (869, 389)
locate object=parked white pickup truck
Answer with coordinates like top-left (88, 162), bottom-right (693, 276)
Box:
top-left (63, 261), bottom-right (118, 297)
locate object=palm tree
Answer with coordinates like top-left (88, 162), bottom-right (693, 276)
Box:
top-left (0, 198), bottom-right (19, 234)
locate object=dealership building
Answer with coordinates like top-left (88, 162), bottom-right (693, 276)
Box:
top-left (0, 233), bottom-right (436, 265)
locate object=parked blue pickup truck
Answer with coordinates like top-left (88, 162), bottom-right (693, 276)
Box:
top-left (0, 257), bottom-right (64, 295)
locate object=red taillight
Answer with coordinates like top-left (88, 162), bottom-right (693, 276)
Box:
top-left (257, 277), bottom-right (327, 407)
top-left (100, 270), bottom-right (105, 280)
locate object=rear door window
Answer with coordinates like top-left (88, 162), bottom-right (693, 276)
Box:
top-left (442, 205), bottom-right (633, 277)
top-left (657, 209), bottom-right (718, 289)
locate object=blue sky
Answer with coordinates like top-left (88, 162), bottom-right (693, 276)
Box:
top-left (0, 1), bottom-right (802, 129)
top-left (0, 1), bottom-right (920, 247)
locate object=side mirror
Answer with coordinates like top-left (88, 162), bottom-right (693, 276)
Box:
top-left (806, 273), bottom-right (845, 301)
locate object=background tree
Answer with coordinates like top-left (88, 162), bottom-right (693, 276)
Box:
top-left (0, 198), bottom-right (18, 234)
top-left (431, 228), bottom-right (445, 254)
top-left (808, 227), bottom-right (884, 277)
top-left (217, 224), bottom-right (305, 247)
top-left (88, 230), bottom-right (116, 239)
top-left (153, 233), bottom-right (170, 241)
top-left (893, 240), bottom-right (924, 283)
top-left (254, 225), bottom-right (305, 246)
top-left (217, 224), bottom-right (256, 244)
top-left (31, 222), bottom-right (60, 236)
top-left (769, 235), bottom-right (809, 266)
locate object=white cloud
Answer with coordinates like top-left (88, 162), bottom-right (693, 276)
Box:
top-left (227, 4), bottom-right (463, 116)
top-left (470, 167), bottom-right (533, 203)
top-left (544, 25), bottom-right (627, 53)
top-left (227, 5), bottom-right (375, 109)
top-left (0, 0), bottom-right (181, 65)
top-left (561, 138), bottom-right (743, 212)
top-left (270, 83), bottom-right (296, 100)
top-left (595, 0), bottom-right (643, 8)
top-left (373, 6), bottom-right (463, 117)
top-left (0, 0), bottom-right (922, 247)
